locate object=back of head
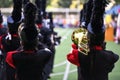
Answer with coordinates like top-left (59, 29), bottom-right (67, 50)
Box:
top-left (18, 2), bottom-right (38, 50)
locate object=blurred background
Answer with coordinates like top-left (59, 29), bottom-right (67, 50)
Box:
top-left (0, 0), bottom-right (120, 30)
top-left (0, 0), bottom-right (120, 80)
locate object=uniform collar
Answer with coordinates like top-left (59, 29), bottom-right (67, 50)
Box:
top-left (91, 46), bottom-right (103, 50)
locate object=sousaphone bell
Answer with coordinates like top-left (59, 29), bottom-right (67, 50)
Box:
top-left (71, 28), bottom-right (89, 55)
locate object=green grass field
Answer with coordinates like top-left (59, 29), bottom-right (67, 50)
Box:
top-left (48, 27), bottom-right (120, 80)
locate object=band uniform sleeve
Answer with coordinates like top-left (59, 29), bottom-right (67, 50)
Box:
top-left (6, 51), bottom-right (17, 68)
top-left (105, 51), bottom-right (119, 72)
top-left (108, 51), bottom-right (119, 64)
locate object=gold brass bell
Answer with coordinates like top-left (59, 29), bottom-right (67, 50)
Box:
top-left (71, 28), bottom-right (89, 55)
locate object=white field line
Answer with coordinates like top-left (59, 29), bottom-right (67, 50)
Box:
top-left (51, 29), bottom-right (74, 79)
top-left (50, 68), bottom-right (77, 77)
top-left (50, 72), bottom-right (64, 76)
top-left (69, 68), bottom-right (77, 73)
top-left (54, 61), bottom-right (66, 68)
top-left (54, 31), bottom-right (71, 67)
top-left (63, 60), bottom-right (71, 80)
top-left (54, 30), bottom-right (72, 68)
top-left (62, 49), bottom-right (73, 80)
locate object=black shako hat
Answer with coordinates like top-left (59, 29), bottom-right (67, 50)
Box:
top-left (7, 0), bottom-right (22, 34)
top-left (0, 10), bottom-right (3, 24)
top-left (87, 0), bottom-right (108, 47)
top-left (18, 2), bottom-right (38, 50)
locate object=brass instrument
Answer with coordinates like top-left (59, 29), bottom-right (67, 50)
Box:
top-left (71, 28), bottom-right (89, 55)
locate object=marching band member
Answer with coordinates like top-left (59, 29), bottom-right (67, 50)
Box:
top-left (6, 2), bottom-right (52, 80)
top-left (67, 0), bottom-right (119, 80)
top-left (0, 0), bottom-right (22, 80)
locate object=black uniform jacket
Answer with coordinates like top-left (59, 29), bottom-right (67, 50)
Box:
top-left (78, 50), bottom-right (119, 80)
top-left (6, 48), bottom-right (52, 80)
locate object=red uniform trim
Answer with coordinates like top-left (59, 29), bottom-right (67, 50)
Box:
top-left (24, 50), bottom-right (35, 53)
top-left (67, 44), bottom-right (102, 66)
top-left (0, 36), bottom-right (3, 49)
top-left (0, 34), bottom-right (6, 50)
top-left (11, 34), bottom-right (19, 37)
top-left (37, 24), bottom-right (42, 29)
top-left (6, 51), bottom-right (18, 69)
top-left (92, 46), bottom-right (103, 50)
top-left (67, 49), bottom-right (80, 66)
top-left (0, 24), bottom-right (3, 28)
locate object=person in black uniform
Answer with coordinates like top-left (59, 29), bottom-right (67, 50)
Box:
top-left (0, 0), bottom-right (22, 80)
top-left (35, 0), bottom-right (55, 79)
top-left (6, 2), bottom-right (52, 80)
top-left (1, 0), bottom-right (22, 56)
top-left (35, 1), bottom-right (61, 79)
top-left (0, 10), bottom-right (7, 80)
top-left (67, 0), bottom-right (119, 80)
